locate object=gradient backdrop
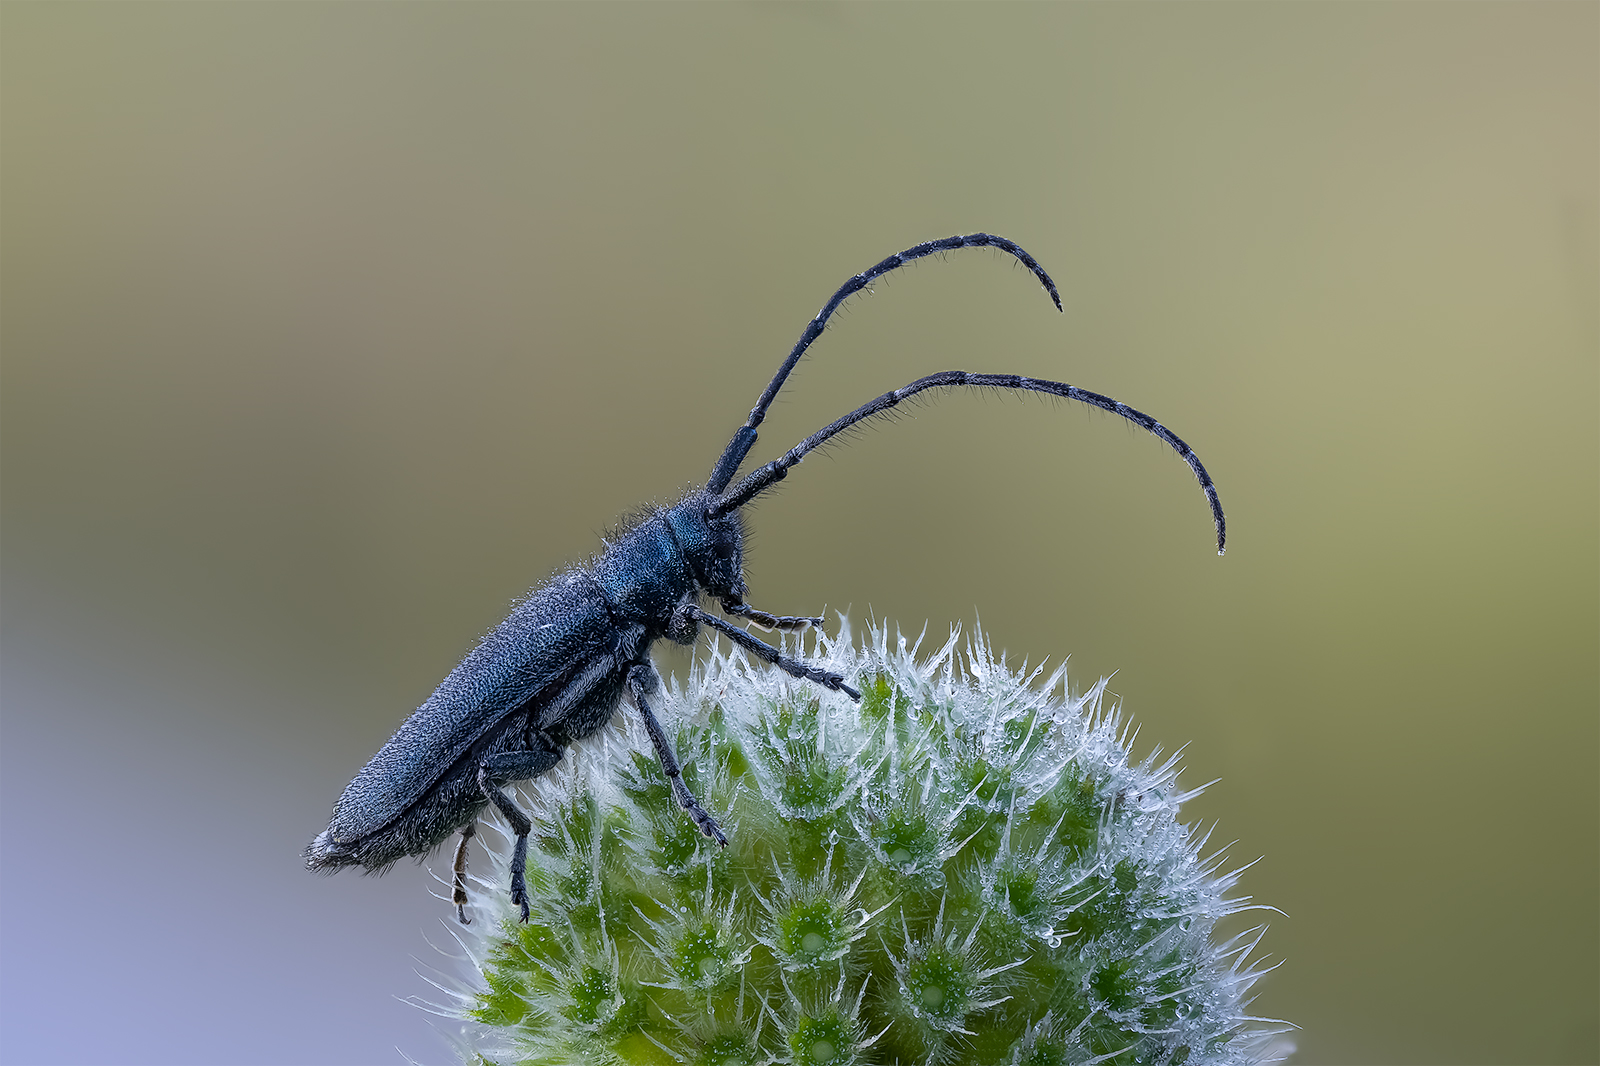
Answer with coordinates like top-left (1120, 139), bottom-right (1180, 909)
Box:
top-left (2, 5), bottom-right (1595, 1064)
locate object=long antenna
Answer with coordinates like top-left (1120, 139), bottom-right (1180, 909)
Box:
top-left (708, 370), bottom-right (1227, 555)
top-left (705, 234), bottom-right (1061, 495)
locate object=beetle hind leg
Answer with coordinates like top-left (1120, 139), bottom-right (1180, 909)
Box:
top-left (477, 739), bottom-right (564, 923)
top-left (451, 824), bottom-right (476, 924)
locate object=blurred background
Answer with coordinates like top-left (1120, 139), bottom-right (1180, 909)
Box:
top-left (2, 4), bottom-right (1594, 1064)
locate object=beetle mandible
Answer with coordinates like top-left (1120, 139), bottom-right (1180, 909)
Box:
top-left (305, 234), bottom-right (1227, 924)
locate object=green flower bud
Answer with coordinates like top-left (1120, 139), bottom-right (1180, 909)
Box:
top-left (429, 622), bottom-right (1292, 1065)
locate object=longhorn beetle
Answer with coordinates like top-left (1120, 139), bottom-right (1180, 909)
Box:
top-left (305, 234), bottom-right (1226, 924)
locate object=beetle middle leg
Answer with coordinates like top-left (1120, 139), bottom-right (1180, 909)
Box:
top-left (477, 736), bottom-right (563, 923)
top-left (627, 662), bottom-right (728, 847)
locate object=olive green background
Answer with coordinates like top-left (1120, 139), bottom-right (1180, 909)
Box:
top-left (2, 4), bottom-right (1594, 1064)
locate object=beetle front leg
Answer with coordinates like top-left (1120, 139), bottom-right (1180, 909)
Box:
top-left (477, 737), bottom-right (564, 923)
top-left (688, 606), bottom-right (862, 700)
top-left (627, 662), bottom-right (728, 847)
top-left (720, 599), bottom-right (823, 632)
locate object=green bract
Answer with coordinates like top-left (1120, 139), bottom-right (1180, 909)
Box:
top-left (431, 623), bottom-right (1289, 1065)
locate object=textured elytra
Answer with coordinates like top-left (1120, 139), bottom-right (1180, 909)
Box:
top-left (422, 622), bottom-right (1291, 1066)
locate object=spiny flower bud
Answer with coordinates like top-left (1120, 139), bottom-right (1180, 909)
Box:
top-left (424, 621), bottom-right (1292, 1065)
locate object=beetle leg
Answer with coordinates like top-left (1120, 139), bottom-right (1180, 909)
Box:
top-left (451, 823), bottom-right (476, 924)
top-left (627, 663), bottom-right (728, 847)
top-left (667, 601), bottom-right (701, 645)
top-left (478, 739), bottom-right (564, 922)
top-left (688, 606), bottom-right (862, 701)
top-left (720, 599), bottom-right (824, 632)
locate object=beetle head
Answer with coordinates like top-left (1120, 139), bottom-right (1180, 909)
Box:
top-left (666, 490), bottom-right (746, 601)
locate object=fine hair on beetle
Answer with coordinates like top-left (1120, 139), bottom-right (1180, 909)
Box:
top-left (305, 234), bottom-right (1226, 924)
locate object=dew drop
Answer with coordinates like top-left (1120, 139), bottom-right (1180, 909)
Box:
top-left (809, 1039), bottom-right (836, 1062)
top-left (801, 932), bottom-right (826, 953)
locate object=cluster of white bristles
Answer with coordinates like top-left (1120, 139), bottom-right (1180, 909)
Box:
top-left (414, 620), bottom-right (1293, 1066)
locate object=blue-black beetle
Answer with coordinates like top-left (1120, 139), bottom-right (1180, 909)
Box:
top-left (305, 234), bottom-right (1225, 923)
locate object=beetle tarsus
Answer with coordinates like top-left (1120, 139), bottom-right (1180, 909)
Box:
top-left (686, 798), bottom-right (728, 847)
top-left (508, 832), bottom-right (531, 923)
